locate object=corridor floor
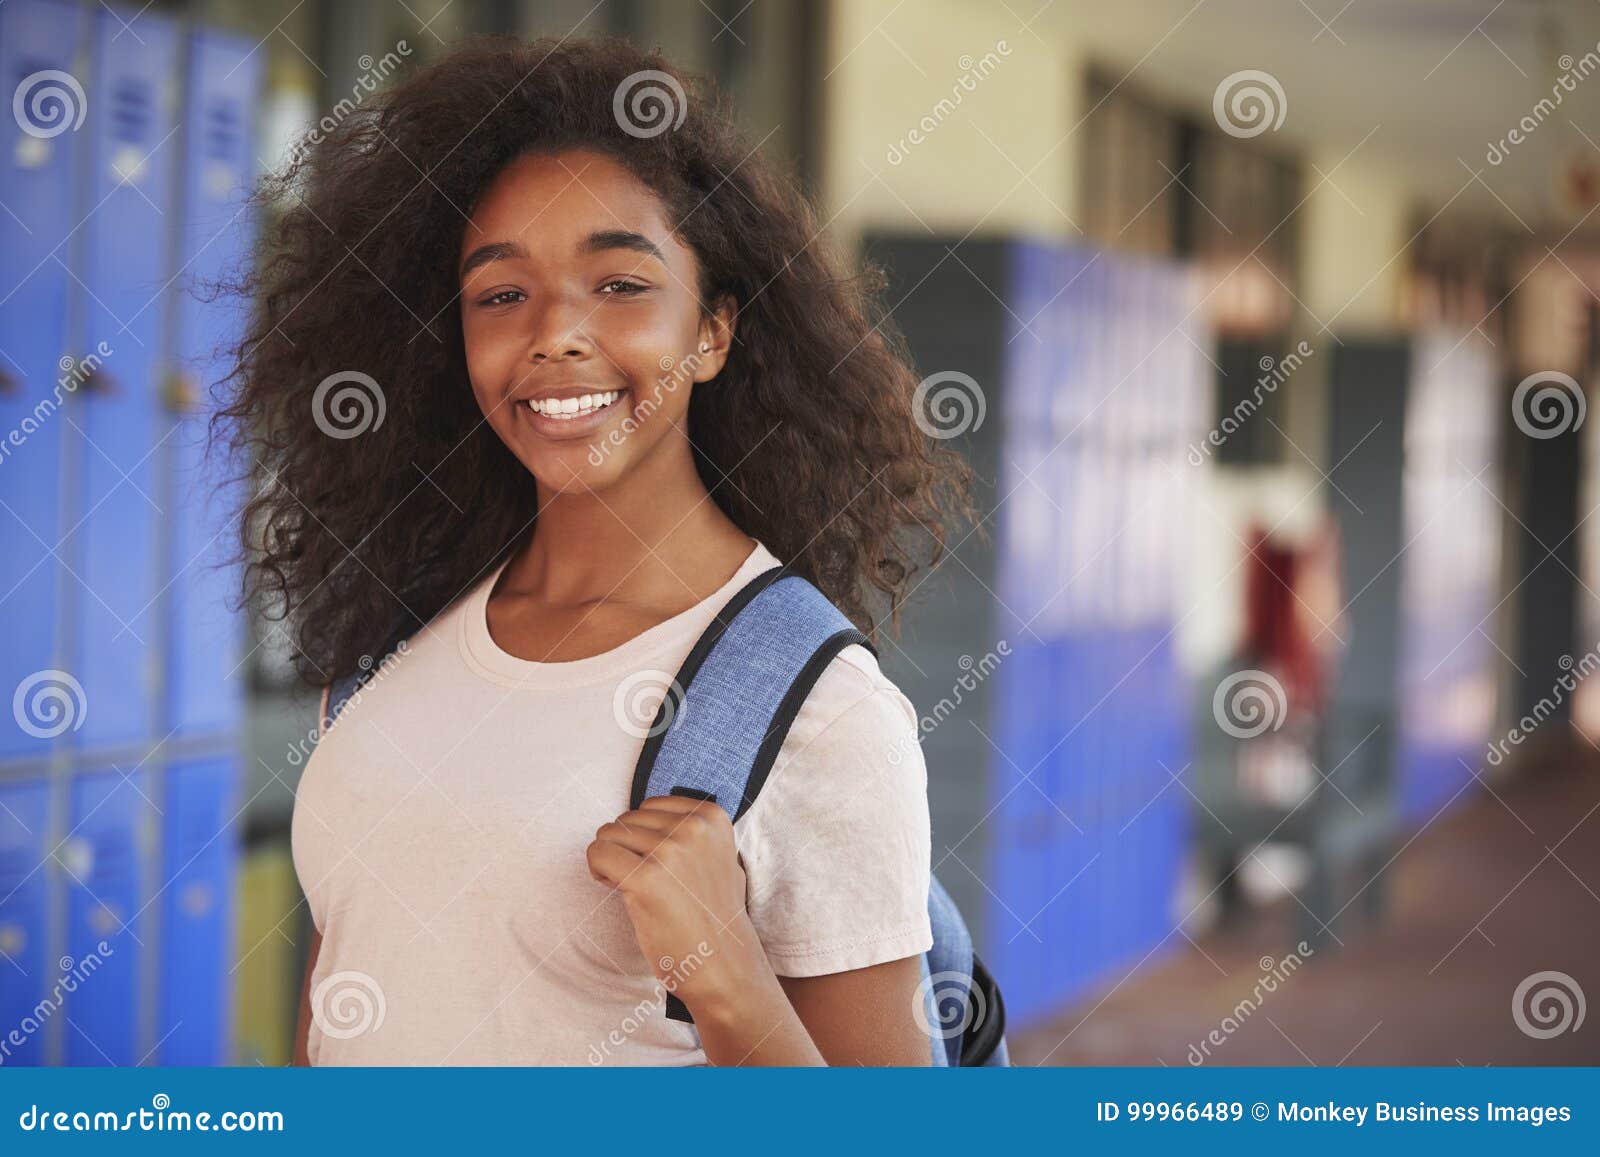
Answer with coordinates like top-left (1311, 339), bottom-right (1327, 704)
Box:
top-left (1011, 742), bottom-right (1600, 1066)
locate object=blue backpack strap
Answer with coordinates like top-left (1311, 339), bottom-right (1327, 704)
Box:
top-left (922, 875), bottom-right (972, 1067)
top-left (628, 565), bottom-right (873, 818)
top-left (922, 876), bottom-right (1009, 1066)
top-left (322, 622), bottom-right (414, 732)
top-left (629, 564), bottom-right (872, 1025)
top-left (322, 669), bottom-right (362, 732)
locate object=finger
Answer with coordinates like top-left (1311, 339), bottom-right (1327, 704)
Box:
top-left (638, 795), bottom-right (725, 819)
top-left (606, 808), bottom-right (682, 834)
top-left (593, 819), bottom-right (671, 856)
top-left (586, 838), bottom-right (644, 887)
top-left (633, 799), bottom-right (723, 840)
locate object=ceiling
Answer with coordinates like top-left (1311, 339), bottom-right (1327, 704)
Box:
top-left (1041, 0), bottom-right (1600, 234)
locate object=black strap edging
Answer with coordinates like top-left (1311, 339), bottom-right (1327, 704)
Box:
top-left (628, 564), bottom-right (791, 810)
top-left (734, 625), bottom-right (873, 821)
top-left (961, 951), bottom-right (1007, 1066)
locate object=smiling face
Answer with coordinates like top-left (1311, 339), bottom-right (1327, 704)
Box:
top-left (458, 148), bottom-right (733, 496)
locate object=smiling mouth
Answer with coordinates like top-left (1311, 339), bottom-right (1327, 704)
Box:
top-left (524, 389), bottom-right (625, 420)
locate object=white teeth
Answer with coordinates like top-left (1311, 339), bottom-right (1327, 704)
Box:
top-left (526, 390), bottom-right (622, 419)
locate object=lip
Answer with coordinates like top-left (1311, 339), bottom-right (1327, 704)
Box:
top-left (514, 387), bottom-right (630, 441)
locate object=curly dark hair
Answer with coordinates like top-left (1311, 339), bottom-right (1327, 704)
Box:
top-left (216, 34), bottom-right (976, 689)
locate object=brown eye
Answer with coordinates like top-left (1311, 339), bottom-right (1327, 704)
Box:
top-left (599, 279), bottom-right (647, 296)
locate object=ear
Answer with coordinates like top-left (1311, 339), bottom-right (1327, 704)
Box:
top-left (692, 295), bottom-right (738, 383)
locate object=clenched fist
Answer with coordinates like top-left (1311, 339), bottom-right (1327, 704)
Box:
top-left (585, 795), bottom-right (770, 1016)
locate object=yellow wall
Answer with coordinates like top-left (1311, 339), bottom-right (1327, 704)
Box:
top-left (823, 0), bottom-right (1083, 246)
top-left (1299, 148), bottom-right (1410, 332)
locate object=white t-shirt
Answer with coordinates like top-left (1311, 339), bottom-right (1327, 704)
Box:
top-left (291, 539), bottom-right (933, 1065)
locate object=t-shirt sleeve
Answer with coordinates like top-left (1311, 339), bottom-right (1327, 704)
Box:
top-left (735, 655), bottom-right (933, 977)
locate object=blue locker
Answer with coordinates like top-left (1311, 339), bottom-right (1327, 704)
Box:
top-left (985, 640), bottom-right (1052, 1021)
top-left (66, 8), bottom-right (179, 751)
top-left (986, 243), bottom-right (1197, 1028)
top-left (1038, 638), bottom-right (1070, 990)
top-left (63, 766), bottom-right (149, 1065)
top-left (158, 755), bottom-right (239, 1064)
top-left (1032, 640), bottom-right (1074, 1010)
top-left (0, 0), bottom-right (85, 761)
top-left (0, 776), bottom-right (52, 1065)
top-left (1078, 629), bottom-right (1114, 988)
top-left (165, 31), bottom-right (259, 739)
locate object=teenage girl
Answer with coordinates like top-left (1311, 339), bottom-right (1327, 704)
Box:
top-left (222, 35), bottom-right (974, 1066)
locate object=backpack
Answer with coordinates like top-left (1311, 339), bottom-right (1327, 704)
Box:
top-left (324, 562), bottom-right (1009, 1067)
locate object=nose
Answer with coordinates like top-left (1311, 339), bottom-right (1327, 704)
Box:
top-left (525, 292), bottom-right (594, 364)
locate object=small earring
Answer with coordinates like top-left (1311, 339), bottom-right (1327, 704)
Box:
top-left (699, 342), bottom-right (710, 353)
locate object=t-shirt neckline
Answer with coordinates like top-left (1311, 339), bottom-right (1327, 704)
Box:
top-left (458, 538), bottom-right (776, 689)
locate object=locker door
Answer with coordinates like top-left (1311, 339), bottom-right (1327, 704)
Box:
top-left (0, 0), bottom-right (85, 762)
top-left (66, 9), bottom-right (179, 751)
top-left (158, 755), bottom-right (239, 1064)
top-left (62, 765), bottom-right (150, 1065)
top-left (165, 31), bottom-right (259, 741)
top-left (0, 776), bottom-right (52, 1065)
top-left (985, 640), bottom-right (1055, 1023)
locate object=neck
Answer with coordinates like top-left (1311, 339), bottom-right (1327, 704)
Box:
top-left (507, 436), bottom-right (754, 607)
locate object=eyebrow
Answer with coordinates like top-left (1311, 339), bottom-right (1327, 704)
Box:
top-left (459, 229), bottom-right (666, 280)
top-left (580, 229), bottom-right (665, 262)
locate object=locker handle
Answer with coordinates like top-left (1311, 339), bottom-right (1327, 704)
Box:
top-left (78, 363), bottom-right (117, 396)
top-left (162, 369), bottom-right (200, 413)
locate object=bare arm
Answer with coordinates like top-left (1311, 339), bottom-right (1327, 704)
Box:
top-left (686, 957), bottom-right (825, 1065)
top-left (680, 954), bottom-right (931, 1067)
top-left (687, 954), bottom-right (931, 1066)
top-left (293, 925), bottom-right (320, 1066)
top-left (295, 688), bottom-right (330, 1066)
top-left (778, 956), bottom-right (932, 1065)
